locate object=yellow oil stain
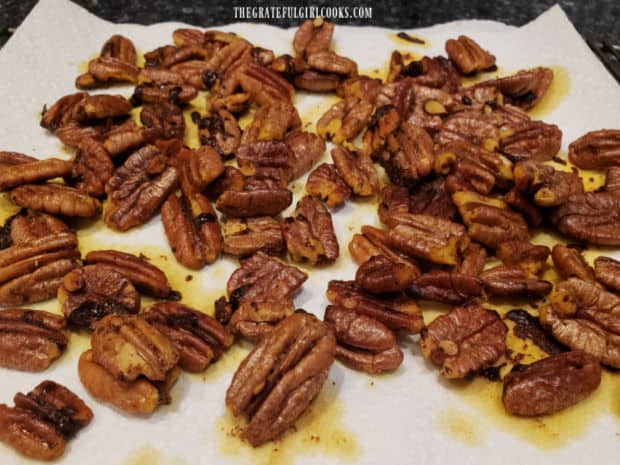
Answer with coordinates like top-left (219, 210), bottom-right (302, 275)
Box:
top-left (528, 66), bottom-right (571, 119)
top-left (121, 445), bottom-right (188, 465)
top-left (186, 343), bottom-right (251, 384)
top-left (388, 32), bottom-right (429, 48)
top-left (215, 381), bottom-right (360, 465)
top-left (0, 193), bottom-right (22, 224)
top-left (435, 407), bottom-right (484, 446)
top-left (238, 105), bottom-right (256, 132)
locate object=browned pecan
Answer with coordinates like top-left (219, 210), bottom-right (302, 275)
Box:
top-left (206, 166), bottom-right (245, 199)
top-left (143, 302), bottom-right (233, 372)
top-left (453, 191), bottom-right (529, 249)
top-left (0, 309), bottom-right (67, 371)
top-left (0, 381), bottom-right (92, 461)
top-left (6, 211), bottom-right (69, 246)
top-left (305, 163), bottom-right (351, 208)
top-left (70, 94), bottom-right (132, 122)
top-left (387, 54), bottom-right (460, 92)
top-left (85, 250), bottom-right (178, 299)
top-left (551, 192), bottom-right (620, 246)
top-left (594, 256), bottom-right (620, 294)
top-left (11, 184), bottom-right (102, 218)
top-left (77, 57), bottom-right (139, 89)
top-left (331, 145), bottom-right (379, 196)
top-left (409, 271), bottom-right (483, 304)
top-left (551, 244), bottom-right (595, 282)
top-left (285, 129), bottom-right (326, 180)
top-left (222, 217), bottom-right (284, 257)
top-left (175, 145), bottom-right (225, 196)
top-left (606, 166), bottom-right (620, 195)
top-left (500, 120), bottom-right (563, 162)
top-left (238, 62), bottom-right (295, 105)
top-left (270, 53), bottom-right (306, 81)
top-left (41, 92), bottom-right (88, 131)
top-left (386, 214), bottom-right (469, 266)
top-left (0, 151), bottom-right (37, 168)
top-left (316, 97), bottom-right (373, 144)
top-left (473, 67), bottom-right (553, 110)
top-left (399, 178), bottom-right (457, 222)
top-left (161, 192), bottom-right (222, 269)
top-left (226, 311), bottom-right (335, 446)
top-left (68, 137), bottom-right (114, 197)
top-left (420, 305), bottom-right (507, 379)
top-left (100, 120), bottom-right (159, 157)
top-left (454, 242), bottom-right (487, 276)
top-left (191, 110), bottom-right (240, 160)
top-left (445, 35), bottom-right (496, 75)
top-left (78, 349), bottom-right (180, 414)
top-left (355, 255), bottom-right (416, 294)
top-left (138, 67), bottom-right (186, 86)
top-left (140, 102), bottom-right (186, 140)
top-left (237, 141), bottom-right (294, 180)
top-left (132, 83), bottom-right (198, 105)
top-left (281, 196), bottom-right (339, 265)
top-left (241, 100), bottom-right (301, 145)
top-left (504, 188), bottom-right (543, 226)
top-left (226, 298), bottom-right (295, 342)
top-left (364, 105), bottom-right (401, 155)
top-left (104, 145), bottom-right (179, 231)
top-left (324, 305), bottom-right (403, 374)
top-left (293, 18), bottom-right (334, 58)
top-left (294, 70), bottom-right (341, 92)
top-left (327, 280), bottom-right (423, 333)
top-left (495, 240), bottom-right (550, 275)
top-left (502, 350), bottom-right (601, 416)
top-left (0, 158), bottom-right (72, 192)
top-left (58, 264), bottom-right (140, 329)
top-left (480, 265), bottom-right (552, 298)
top-left (199, 39), bottom-right (251, 95)
top-left (307, 51), bottom-right (357, 76)
top-left (215, 183), bottom-right (292, 218)
top-left (541, 278), bottom-right (620, 367)
top-left (337, 75), bottom-right (383, 103)
top-left (438, 110), bottom-right (502, 153)
top-left (173, 28), bottom-right (207, 46)
top-left (568, 129), bottom-right (620, 169)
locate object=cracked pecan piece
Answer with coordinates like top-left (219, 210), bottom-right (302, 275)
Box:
top-left (0, 309), bottom-right (67, 372)
top-left (0, 381), bottom-right (92, 461)
top-left (222, 217), bottom-right (284, 257)
top-left (541, 278), bottom-right (620, 367)
top-left (143, 302), bottom-right (233, 372)
top-left (409, 271), bottom-right (483, 305)
top-left (317, 97), bottom-right (373, 144)
top-left (551, 244), bottom-right (594, 282)
top-left (504, 188), bottom-right (543, 226)
top-left (161, 192), bottom-right (222, 269)
top-left (85, 250), bottom-right (179, 299)
top-left (355, 255), bottom-right (416, 295)
top-left (551, 192), bottom-right (620, 246)
top-left (105, 145), bottom-right (179, 231)
top-left (305, 163), bottom-right (351, 208)
top-left (331, 145), bottom-right (379, 197)
top-left (78, 349), bottom-right (180, 414)
top-left (226, 298), bottom-right (295, 342)
top-left (568, 129), bottom-right (620, 169)
top-left (473, 67), bottom-right (553, 110)
top-left (226, 311), bottom-right (336, 447)
top-left (285, 130), bottom-right (326, 180)
top-left (324, 305), bottom-right (403, 374)
top-left (58, 264), bottom-right (141, 329)
top-left (140, 102), bottom-right (186, 140)
top-left (594, 256), bottom-right (620, 294)
top-left (327, 280), bottom-right (423, 333)
top-left (0, 158), bottom-right (72, 192)
top-left (445, 35), bottom-right (496, 75)
top-left (502, 350), bottom-right (601, 417)
top-left (176, 145), bottom-right (225, 196)
top-left (11, 184), bottom-right (102, 218)
top-left (238, 62), bottom-right (295, 105)
top-left (281, 196), bottom-right (339, 265)
top-left (194, 109), bottom-right (241, 159)
top-left (293, 18), bottom-right (334, 58)
top-left (420, 305), bottom-right (507, 379)
top-left (496, 240), bottom-right (550, 275)
top-left (480, 265), bottom-right (552, 298)
top-left (455, 242), bottom-right (487, 276)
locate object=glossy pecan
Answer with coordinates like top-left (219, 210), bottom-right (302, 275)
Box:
top-left (281, 196), bottom-right (339, 265)
top-left (240, 100), bottom-right (301, 144)
top-left (331, 145), bottom-right (379, 196)
top-left (104, 145), bottom-right (179, 231)
top-left (132, 83), bottom-right (198, 105)
top-left (143, 302), bottom-right (233, 372)
top-left (69, 137), bottom-right (114, 197)
top-left (473, 67), bottom-right (554, 110)
top-left (316, 97), bottom-right (372, 144)
top-left (496, 240), bottom-right (550, 275)
top-left (226, 298), bottom-right (295, 342)
top-left (293, 18), bottom-right (334, 58)
top-left (161, 192), bottom-right (222, 269)
top-left (307, 51), bottom-right (357, 76)
top-left (337, 75), bottom-right (383, 103)
top-left (176, 145), bottom-right (225, 196)
top-left (206, 166), bottom-right (245, 199)
top-left (445, 35), bottom-right (496, 75)
top-left (437, 110), bottom-right (500, 151)
top-left (71, 94), bottom-right (132, 122)
top-left (285, 129), bottom-right (325, 180)
top-left (294, 70), bottom-right (340, 92)
top-left (101, 120), bottom-right (159, 157)
top-left (41, 92), bottom-right (88, 132)
top-left (0, 151), bottom-right (37, 167)
top-left (58, 264), bottom-right (141, 329)
top-left (11, 184), bottom-right (102, 218)
top-left (454, 242), bottom-right (487, 276)
top-left (364, 105), bottom-right (401, 155)
top-left (480, 265), bottom-right (552, 298)
top-left (387, 54), bottom-right (460, 92)
top-left (226, 312), bottom-right (336, 447)
top-left (594, 256), bottom-right (620, 294)
top-left (7, 211), bottom-right (69, 246)
top-left (194, 109), bottom-right (241, 159)
top-left (502, 350), bottom-right (601, 416)
top-left (215, 184), bottom-right (292, 218)
top-left (222, 217), bottom-right (284, 257)
top-left (0, 309), bottom-right (67, 372)
top-left (606, 166), bottom-right (620, 196)
top-left (324, 305), bottom-right (403, 374)
top-left (500, 120), bottom-right (563, 163)
top-left (355, 255), bottom-right (416, 294)
top-left (0, 158), bottom-right (71, 192)
top-left (202, 39), bottom-right (252, 96)
top-left (568, 129), bottom-right (620, 169)
top-left (305, 163), bottom-right (351, 208)
top-left (399, 178), bottom-right (457, 222)
top-left (140, 102), bottom-right (186, 140)
top-left (78, 56), bottom-right (139, 89)
top-left (409, 271), bottom-right (483, 304)
top-left (270, 53), bottom-right (306, 80)
top-left (238, 62), bottom-right (295, 105)
top-left (172, 28), bottom-right (207, 46)
top-left (420, 305), bottom-right (507, 379)
top-left (551, 244), bottom-right (595, 282)
top-left (236, 141), bottom-right (294, 180)
top-left (327, 280), bottom-right (423, 333)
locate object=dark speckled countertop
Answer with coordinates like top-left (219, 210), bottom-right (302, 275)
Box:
top-left (1, 0), bottom-right (619, 49)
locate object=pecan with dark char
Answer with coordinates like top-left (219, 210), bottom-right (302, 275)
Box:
top-left (594, 256), bottom-right (620, 294)
top-left (161, 192), bottom-right (222, 269)
top-left (0, 309), bottom-right (67, 372)
top-left (409, 271), bottom-right (483, 305)
top-left (143, 302), bottom-right (233, 372)
top-left (0, 381), bottom-right (92, 461)
top-left (240, 100), bottom-right (301, 144)
top-left (473, 67), bottom-right (554, 110)
top-left (324, 305), bottom-right (403, 374)
top-left (568, 129), bottom-right (620, 169)
top-left (175, 145), bottom-right (225, 196)
top-left (140, 102), bottom-right (186, 140)
top-left (496, 241), bottom-right (550, 275)
top-left (226, 298), bottom-right (295, 342)
top-left (293, 18), bottom-right (334, 58)
top-left (12, 184), bottom-right (102, 218)
top-left (445, 35), bottom-right (496, 75)
top-left (226, 312), bottom-right (336, 446)
top-left (502, 350), bottom-right (601, 416)
top-left (238, 62), bottom-right (295, 105)
top-left (70, 137), bottom-right (114, 197)
top-left (305, 163), bottom-right (351, 208)
top-left (281, 196), bottom-right (339, 265)
top-left (331, 145), bottom-right (379, 196)
top-left (104, 145), bottom-right (179, 231)
top-left (85, 250), bottom-right (179, 299)
top-left (387, 54), bottom-right (460, 92)
top-left (270, 54), bottom-right (306, 81)
top-left (222, 217), bottom-right (284, 257)
top-left (285, 129), bottom-right (326, 180)
top-left (551, 244), bottom-right (594, 282)
top-left (0, 158), bottom-right (72, 192)
top-left (355, 255), bottom-right (416, 294)
top-left (480, 265), bottom-right (552, 298)
top-left (194, 109), bottom-right (241, 159)
top-left (317, 97), bottom-right (373, 144)
top-left (364, 105), bottom-right (401, 155)
top-left (551, 192), bottom-right (620, 246)
top-left (132, 83), bottom-right (198, 105)
top-left (514, 160), bottom-right (584, 208)
top-left (58, 264), bottom-right (141, 329)
top-left (420, 305), bottom-right (507, 379)
top-left (541, 278), bottom-right (620, 367)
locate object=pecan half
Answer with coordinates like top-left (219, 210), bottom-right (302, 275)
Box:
top-left (324, 305), bottom-right (403, 374)
top-left (143, 302), bottom-right (233, 372)
top-left (238, 62), bottom-right (295, 105)
top-left (101, 120), bottom-right (159, 157)
top-left (294, 70), bottom-right (340, 92)
top-left (78, 57), bottom-right (139, 89)
top-left (11, 184), bottom-right (102, 218)
top-left (58, 264), bottom-right (141, 329)
top-left (285, 130), bottom-right (326, 180)
top-left (594, 256), bottom-right (620, 294)
top-left (0, 151), bottom-right (37, 167)
top-left (140, 102), bottom-right (186, 140)
top-left (568, 129), bottom-right (620, 169)
top-left (473, 67), bottom-right (554, 110)
top-left (71, 94), bottom-right (132, 122)
top-left (551, 244), bottom-right (594, 282)
top-left (85, 250), bottom-right (178, 299)
top-left (305, 163), bottom-right (351, 208)
top-left (161, 192), bottom-right (222, 269)
top-left (605, 166), bottom-right (620, 196)
top-left (206, 166), bottom-right (245, 199)
top-left (240, 100), bottom-right (301, 144)
top-left (514, 160), bottom-right (583, 207)
top-left (105, 145), bottom-right (179, 231)
top-left (500, 120), bottom-right (562, 162)
top-left (176, 145), bottom-right (225, 196)
top-left (237, 141), bottom-right (294, 180)
top-left (8, 211), bottom-right (69, 245)
top-left (0, 309), bottom-right (67, 371)
top-left (327, 280), bottom-right (423, 333)
top-left (406, 178), bottom-right (457, 221)
top-left (293, 18), bottom-right (334, 58)
top-left (215, 185), bottom-right (292, 218)
top-left (226, 298), bottom-right (295, 342)
top-left (480, 265), bottom-right (552, 298)
top-left (0, 158), bottom-right (72, 192)
top-left (445, 35), bottom-right (496, 75)
top-left (420, 305), bottom-right (507, 379)
top-left (226, 312), bottom-right (336, 447)
top-left (194, 109), bottom-right (241, 159)
top-left (502, 350), bottom-right (601, 416)
top-left (438, 110), bottom-right (500, 151)
top-left (307, 51), bottom-right (357, 76)
top-left (496, 241), bottom-right (550, 275)
top-left (337, 75), bottom-right (383, 103)
top-left (69, 137), bottom-right (114, 197)
top-left (409, 271), bottom-right (483, 304)
top-left (355, 255), bottom-right (416, 294)
top-left (222, 217), bottom-right (284, 257)
top-left (40, 92), bottom-right (88, 132)
top-left (504, 188), bottom-right (544, 226)
top-left (331, 145), bottom-right (379, 196)
top-left (281, 196), bottom-right (339, 265)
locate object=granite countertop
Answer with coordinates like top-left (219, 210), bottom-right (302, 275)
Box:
top-left (1, 0), bottom-right (619, 50)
